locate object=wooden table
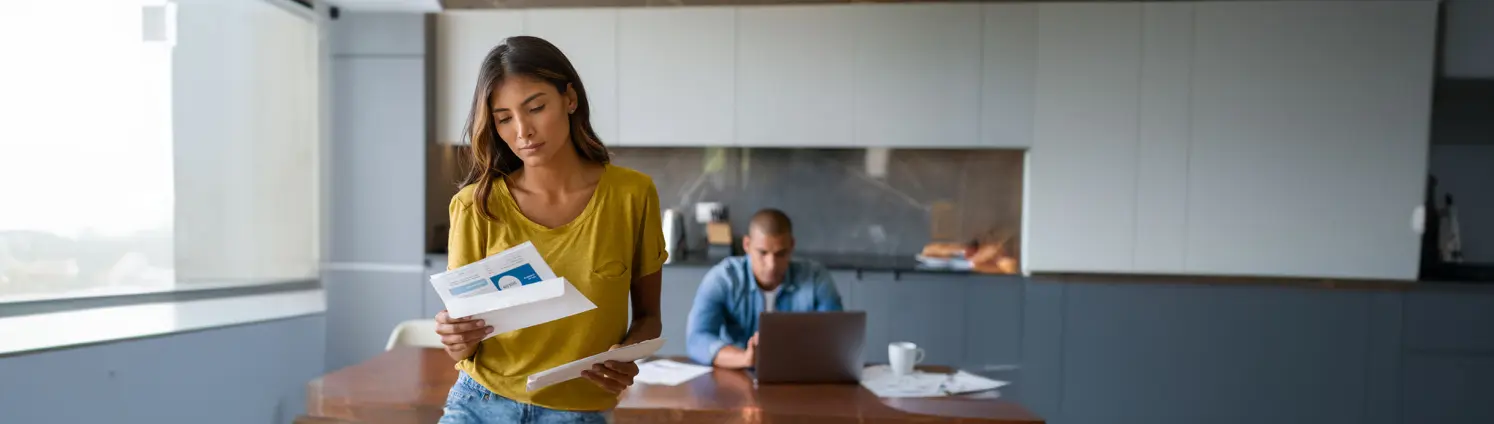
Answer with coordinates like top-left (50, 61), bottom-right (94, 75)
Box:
top-left (307, 347), bottom-right (1044, 424)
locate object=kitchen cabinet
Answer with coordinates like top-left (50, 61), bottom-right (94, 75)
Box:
top-left (830, 270), bottom-right (856, 309)
top-left (980, 3), bottom-right (1037, 148)
top-left (1403, 355), bottom-right (1494, 424)
top-left (1060, 282), bottom-right (1376, 424)
top-left (658, 266), bottom-right (710, 357)
top-left (434, 11), bottom-right (524, 145)
top-left (735, 5), bottom-right (856, 147)
top-left (852, 3), bottom-right (982, 147)
top-left (963, 277), bottom-right (1023, 370)
top-left (1185, 2), bottom-right (1435, 279)
top-left (1025, 3), bottom-right (1143, 273)
top-left (524, 9), bottom-right (620, 146)
top-left (1132, 3), bottom-right (1192, 273)
top-left (1404, 290), bottom-right (1494, 353)
top-left (1025, 1), bottom-right (1435, 279)
top-left (855, 273), bottom-right (967, 366)
top-left (617, 7), bottom-right (735, 146)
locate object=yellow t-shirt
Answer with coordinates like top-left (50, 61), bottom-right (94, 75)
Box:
top-left (446, 164), bottom-right (667, 411)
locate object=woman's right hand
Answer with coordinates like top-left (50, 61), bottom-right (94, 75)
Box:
top-left (435, 310), bottom-right (493, 361)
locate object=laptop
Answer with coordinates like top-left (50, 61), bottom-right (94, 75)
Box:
top-left (753, 311), bottom-right (867, 384)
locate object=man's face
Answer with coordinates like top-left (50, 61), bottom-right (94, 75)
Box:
top-left (743, 231), bottom-right (794, 288)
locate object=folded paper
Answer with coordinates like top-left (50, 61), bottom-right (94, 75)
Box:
top-left (526, 338), bottom-right (666, 392)
top-left (429, 241), bottom-right (596, 340)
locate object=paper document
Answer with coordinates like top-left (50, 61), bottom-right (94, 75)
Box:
top-left (859, 365), bottom-right (1008, 398)
top-left (634, 359), bottom-right (713, 386)
top-left (429, 241), bottom-right (596, 339)
top-left (526, 338), bottom-right (666, 392)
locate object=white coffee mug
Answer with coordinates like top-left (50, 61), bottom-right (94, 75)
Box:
top-left (888, 342), bottom-right (925, 376)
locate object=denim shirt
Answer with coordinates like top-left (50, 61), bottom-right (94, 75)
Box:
top-left (684, 256), bottom-right (844, 365)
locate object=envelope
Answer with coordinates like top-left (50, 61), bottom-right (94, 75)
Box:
top-left (526, 338), bottom-right (666, 391)
top-left (467, 277), bottom-right (596, 338)
top-left (429, 241), bottom-right (596, 339)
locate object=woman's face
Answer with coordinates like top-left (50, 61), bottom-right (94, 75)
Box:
top-left (489, 75), bottom-right (577, 166)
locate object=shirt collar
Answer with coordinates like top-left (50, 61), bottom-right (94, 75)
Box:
top-left (744, 258), bottom-right (798, 294)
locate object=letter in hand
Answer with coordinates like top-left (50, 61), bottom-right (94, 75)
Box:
top-left (434, 309), bottom-right (494, 361)
top-left (582, 344), bottom-right (641, 394)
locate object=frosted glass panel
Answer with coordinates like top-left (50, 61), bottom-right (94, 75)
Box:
top-left (0, 0), bottom-right (320, 301)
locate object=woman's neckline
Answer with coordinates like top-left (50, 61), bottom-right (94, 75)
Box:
top-left (497, 163), bottom-right (610, 233)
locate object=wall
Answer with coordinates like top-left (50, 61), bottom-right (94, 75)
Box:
top-left (0, 315), bottom-right (326, 424)
top-left (1428, 78), bottom-right (1493, 263)
top-left (1444, 0), bottom-right (1494, 78)
top-left (323, 12), bottom-right (434, 372)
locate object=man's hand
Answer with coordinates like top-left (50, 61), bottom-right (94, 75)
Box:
top-left (434, 309), bottom-right (492, 362)
top-left (582, 345), bottom-right (641, 394)
top-left (745, 331), bottom-right (760, 366)
top-left (711, 332), bottom-right (761, 369)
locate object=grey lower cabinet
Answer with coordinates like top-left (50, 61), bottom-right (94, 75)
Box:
top-left (854, 272), bottom-right (971, 367)
top-left (963, 277), bottom-right (1024, 371)
top-left (658, 266), bottom-right (711, 357)
top-left (1401, 290), bottom-right (1494, 424)
top-left (830, 270), bottom-right (857, 310)
top-left (1403, 355), bottom-right (1494, 424)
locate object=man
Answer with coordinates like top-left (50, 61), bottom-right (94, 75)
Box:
top-left (685, 208), bottom-right (844, 368)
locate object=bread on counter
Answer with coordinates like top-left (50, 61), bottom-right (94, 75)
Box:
top-left (923, 235), bottom-right (1020, 274)
top-left (919, 242), bottom-right (970, 259)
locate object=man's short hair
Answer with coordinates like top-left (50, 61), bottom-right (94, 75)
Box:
top-left (748, 208), bottom-right (793, 237)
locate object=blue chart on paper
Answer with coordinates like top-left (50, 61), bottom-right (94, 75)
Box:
top-left (449, 279), bottom-right (491, 296)
top-left (489, 263), bottom-right (543, 290)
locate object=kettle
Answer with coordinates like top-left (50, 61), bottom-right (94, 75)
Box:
top-left (662, 208), bottom-right (684, 263)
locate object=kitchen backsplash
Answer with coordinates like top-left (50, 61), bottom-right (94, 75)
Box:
top-left (427, 146), bottom-right (1024, 258)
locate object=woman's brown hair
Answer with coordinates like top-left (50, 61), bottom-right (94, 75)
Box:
top-left (459, 36), bottom-right (610, 220)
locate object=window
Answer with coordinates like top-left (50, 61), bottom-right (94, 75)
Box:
top-left (0, 0), bottom-right (321, 303)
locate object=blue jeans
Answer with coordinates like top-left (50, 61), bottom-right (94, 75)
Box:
top-left (438, 372), bottom-right (611, 424)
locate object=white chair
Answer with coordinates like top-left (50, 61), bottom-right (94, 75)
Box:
top-left (385, 319), bottom-right (443, 351)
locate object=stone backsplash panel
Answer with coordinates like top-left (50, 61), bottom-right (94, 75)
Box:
top-left (426, 145), bottom-right (1023, 258)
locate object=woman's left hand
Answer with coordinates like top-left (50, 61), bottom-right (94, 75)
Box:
top-left (582, 345), bottom-right (640, 394)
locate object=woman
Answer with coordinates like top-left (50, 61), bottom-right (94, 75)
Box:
top-left (434, 36), bottom-right (665, 424)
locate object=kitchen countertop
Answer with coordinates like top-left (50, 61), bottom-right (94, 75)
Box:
top-left (664, 250), bottom-right (998, 276)
top-left (425, 251), bottom-right (991, 276)
top-left (427, 252), bottom-right (1491, 290)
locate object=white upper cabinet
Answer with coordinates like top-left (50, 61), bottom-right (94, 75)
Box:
top-left (524, 9), bottom-right (620, 146)
top-left (435, 11), bottom-right (524, 145)
top-left (617, 7), bottom-right (735, 146)
top-left (852, 3), bottom-right (982, 147)
top-left (1025, 3), bottom-right (1143, 273)
top-left (1132, 3), bottom-right (1192, 273)
top-left (735, 5), bottom-right (857, 147)
top-left (1186, 2), bottom-right (1436, 280)
top-left (981, 4), bottom-right (1037, 148)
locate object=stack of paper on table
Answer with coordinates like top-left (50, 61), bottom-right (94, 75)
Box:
top-left (526, 338), bottom-right (666, 391)
top-left (634, 359), bottom-right (713, 386)
top-left (428, 241), bottom-right (596, 339)
top-left (859, 365), bottom-right (1009, 398)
